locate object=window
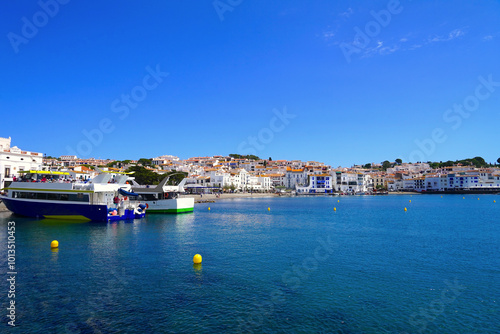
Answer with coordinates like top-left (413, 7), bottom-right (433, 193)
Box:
top-left (47, 193), bottom-right (60, 200)
top-left (35, 193), bottom-right (48, 200)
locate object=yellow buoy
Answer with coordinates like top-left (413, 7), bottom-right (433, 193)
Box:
top-left (409, 200), bottom-right (411, 203)
top-left (404, 207), bottom-right (407, 211)
top-left (334, 207), bottom-right (336, 211)
top-left (463, 197), bottom-right (465, 199)
top-left (208, 207), bottom-right (211, 211)
top-left (268, 207), bottom-right (270, 211)
top-left (337, 200), bottom-right (340, 203)
top-left (494, 200), bottom-right (496, 203)
top-left (441, 196), bottom-right (443, 198)
top-left (193, 254), bottom-right (202, 264)
top-left (478, 198), bottom-right (480, 200)
top-left (51, 240), bottom-right (59, 248)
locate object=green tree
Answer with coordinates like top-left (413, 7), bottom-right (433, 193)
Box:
top-left (382, 160), bottom-right (392, 171)
top-left (164, 170), bottom-right (188, 185)
top-left (497, 157), bottom-right (500, 164)
top-left (472, 156), bottom-right (486, 167)
top-left (363, 163), bottom-right (372, 169)
top-left (395, 158), bottom-right (402, 165)
top-left (126, 166), bottom-right (161, 185)
top-left (137, 158), bottom-right (153, 166)
top-left (229, 154), bottom-right (260, 160)
top-left (442, 160), bottom-right (454, 167)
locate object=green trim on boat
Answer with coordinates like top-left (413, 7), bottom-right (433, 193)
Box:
top-left (147, 208), bottom-right (194, 214)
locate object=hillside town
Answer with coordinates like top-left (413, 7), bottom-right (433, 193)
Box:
top-left (1, 136), bottom-right (500, 194)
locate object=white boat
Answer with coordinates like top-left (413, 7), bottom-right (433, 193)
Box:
top-left (130, 176), bottom-right (194, 214)
top-left (0, 170), bottom-right (146, 222)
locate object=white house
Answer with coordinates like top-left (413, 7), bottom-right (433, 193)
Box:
top-left (0, 137), bottom-right (44, 188)
top-left (152, 155), bottom-right (180, 167)
top-left (424, 174), bottom-right (448, 191)
top-left (285, 167), bottom-right (307, 189)
top-left (296, 174), bottom-right (334, 193)
top-left (333, 172), bottom-right (372, 193)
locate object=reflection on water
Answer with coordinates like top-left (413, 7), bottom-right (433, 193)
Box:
top-left (172, 212), bottom-right (196, 232)
top-left (50, 248), bottom-right (59, 262)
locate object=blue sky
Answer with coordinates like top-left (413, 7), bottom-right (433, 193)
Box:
top-left (1, 0), bottom-right (499, 167)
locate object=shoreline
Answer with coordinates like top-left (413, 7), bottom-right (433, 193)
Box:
top-left (182, 192), bottom-right (424, 202)
top-left (182, 193), bottom-right (279, 202)
top-left (0, 202), bottom-right (9, 212)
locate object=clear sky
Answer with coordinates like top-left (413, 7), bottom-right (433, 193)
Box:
top-left (1, 0), bottom-right (499, 167)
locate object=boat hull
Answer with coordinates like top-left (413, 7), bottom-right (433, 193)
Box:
top-left (145, 197), bottom-right (194, 214)
top-left (1, 197), bottom-right (108, 221)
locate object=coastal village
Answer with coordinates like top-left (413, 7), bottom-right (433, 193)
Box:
top-left (1, 136), bottom-right (500, 194)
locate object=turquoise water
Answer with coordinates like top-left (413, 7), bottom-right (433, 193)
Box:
top-left (0, 195), bottom-right (498, 333)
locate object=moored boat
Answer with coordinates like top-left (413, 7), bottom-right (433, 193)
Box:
top-left (130, 176), bottom-right (194, 214)
top-left (0, 171), bottom-right (146, 222)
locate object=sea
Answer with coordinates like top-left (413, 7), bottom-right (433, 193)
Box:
top-left (0, 195), bottom-right (498, 333)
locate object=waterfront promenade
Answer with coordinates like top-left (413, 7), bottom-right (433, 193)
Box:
top-left (184, 192), bottom-right (279, 202)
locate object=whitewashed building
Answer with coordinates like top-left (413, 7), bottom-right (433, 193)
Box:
top-left (285, 167), bottom-right (307, 189)
top-left (296, 174), bottom-right (334, 193)
top-left (152, 155), bottom-right (180, 166)
top-left (0, 137), bottom-right (44, 188)
top-left (333, 172), bottom-right (372, 193)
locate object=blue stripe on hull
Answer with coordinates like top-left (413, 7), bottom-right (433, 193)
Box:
top-left (1, 197), bottom-right (108, 222)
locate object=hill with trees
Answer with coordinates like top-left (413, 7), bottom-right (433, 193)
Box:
top-left (125, 166), bottom-right (187, 185)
